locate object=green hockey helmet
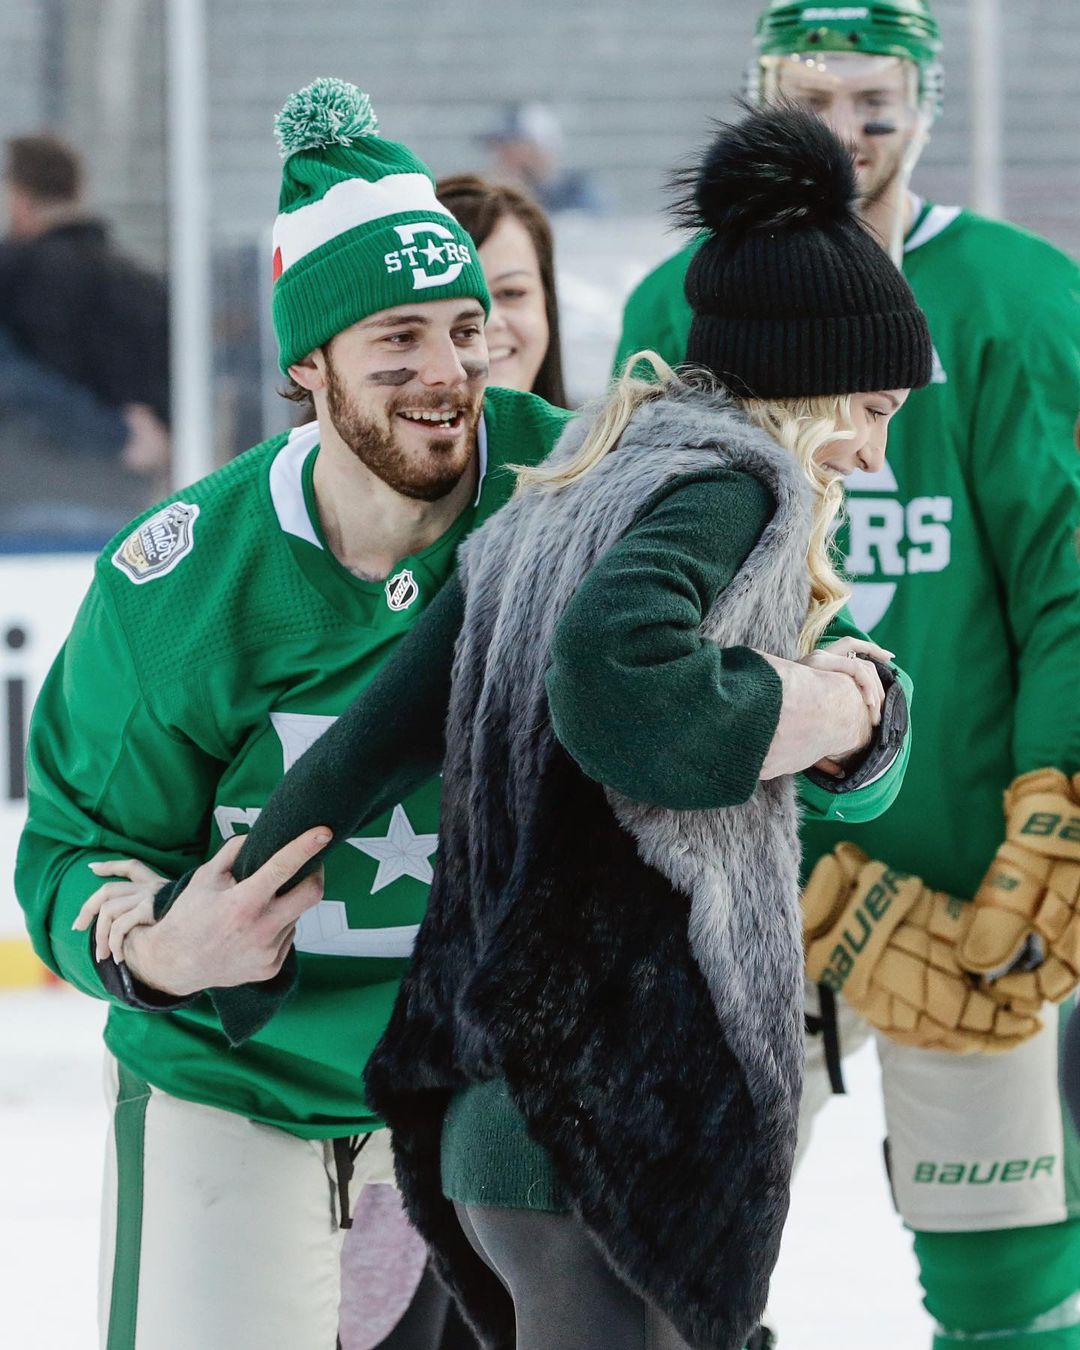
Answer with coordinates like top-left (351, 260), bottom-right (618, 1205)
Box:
top-left (748, 1), bottom-right (943, 120)
top-left (756, 1), bottom-right (940, 65)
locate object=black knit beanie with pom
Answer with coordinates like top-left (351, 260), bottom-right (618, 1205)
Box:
top-left (675, 103), bottom-right (932, 399)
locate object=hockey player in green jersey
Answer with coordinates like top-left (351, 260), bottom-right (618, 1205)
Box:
top-left (615, 4), bottom-right (1080, 1349)
top-left (15, 80), bottom-right (571, 1349)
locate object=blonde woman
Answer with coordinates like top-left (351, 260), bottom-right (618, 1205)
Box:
top-left (94, 106), bottom-right (931, 1349)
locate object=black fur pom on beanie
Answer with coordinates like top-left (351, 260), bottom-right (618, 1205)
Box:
top-left (674, 102), bottom-right (932, 398)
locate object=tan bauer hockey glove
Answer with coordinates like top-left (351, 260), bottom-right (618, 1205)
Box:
top-left (803, 844), bottom-right (1041, 1053)
top-left (958, 769), bottom-right (1080, 1013)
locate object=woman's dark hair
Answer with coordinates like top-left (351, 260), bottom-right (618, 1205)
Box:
top-left (436, 174), bottom-right (568, 409)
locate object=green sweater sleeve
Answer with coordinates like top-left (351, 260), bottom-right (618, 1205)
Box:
top-left (15, 582), bottom-right (223, 1002)
top-left (234, 573), bottom-right (463, 884)
top-left (545, 471), bottom-right (783, 809)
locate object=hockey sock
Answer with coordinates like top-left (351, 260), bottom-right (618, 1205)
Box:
top-left (914, 1219), bottom-right (1080, 1348)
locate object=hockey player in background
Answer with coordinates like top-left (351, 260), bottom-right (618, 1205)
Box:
top-left (16, 79), bottom-right (570, 1349)
top-left (615, 3), bottom-right (1080, 1348)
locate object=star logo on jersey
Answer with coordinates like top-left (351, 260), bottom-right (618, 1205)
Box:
top-left (386, 568), bottom-right (419, 612)
top-left (349, 803), bottom-right (439, 892)
top-left (241, 713), bottom-right (438, 956)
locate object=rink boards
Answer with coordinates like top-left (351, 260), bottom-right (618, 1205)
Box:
top-left (0, 552), bottom-right (95, 984)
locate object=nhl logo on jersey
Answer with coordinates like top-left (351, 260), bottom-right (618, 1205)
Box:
top-left (112, 502), bottom-right (200, 585)
top-left (385, 567), bottom-right (419, 612)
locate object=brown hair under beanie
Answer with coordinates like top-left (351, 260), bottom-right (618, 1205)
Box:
top-left (673, 103), bottom-right (932, 399)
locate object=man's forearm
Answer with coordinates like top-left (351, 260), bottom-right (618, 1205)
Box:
top-left (123, 922), bottom-right (197, 998)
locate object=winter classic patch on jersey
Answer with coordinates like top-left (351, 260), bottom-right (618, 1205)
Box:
top-left (112, 502), bottom-right (200, 585)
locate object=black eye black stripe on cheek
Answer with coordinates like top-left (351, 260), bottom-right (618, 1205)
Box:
top-left (367, 369), bottom-right (417, 386)
top-left (461, 361), bottom-right (489, 382)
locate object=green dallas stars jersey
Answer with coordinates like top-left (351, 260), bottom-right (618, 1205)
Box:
top-left (17, 386), bottom-right (571, 1139)
top-left (614, 201), bottom-right (1080, 899)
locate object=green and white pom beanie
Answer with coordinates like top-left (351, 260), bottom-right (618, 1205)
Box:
top-left (272, 78), bottom-right (489, 371)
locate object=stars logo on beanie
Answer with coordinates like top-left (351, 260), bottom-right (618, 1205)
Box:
top-left (384, 221), bottom-right (475, 291)
top-left (270, 78), bottom-right (489, 372)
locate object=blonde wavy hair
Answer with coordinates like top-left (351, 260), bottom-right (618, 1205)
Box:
top-left (513, 352), bottom-right (853, 654)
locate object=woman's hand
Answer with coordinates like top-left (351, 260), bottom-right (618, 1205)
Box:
top-left (800, 637), bottom-right (895, 776)
top-left (758, 636), bottom-right (896, 781)
top-left (72, 859), bottom-right (166, 965)
top-left (800, 637), bottom-right (893, 726)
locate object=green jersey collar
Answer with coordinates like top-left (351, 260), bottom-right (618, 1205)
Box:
top-left (905, 195), bottom-right (961, 255)
top-left (474, 414), bottom-right (489, 506)
top-left (269, 420), bottom-right (321, 547)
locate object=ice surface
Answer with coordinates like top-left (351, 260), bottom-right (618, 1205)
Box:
top-left (0, 987), bottom-right (931, 1348)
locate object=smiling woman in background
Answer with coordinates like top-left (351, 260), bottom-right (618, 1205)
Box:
top-left (436, 174), bottom-right (567, 407)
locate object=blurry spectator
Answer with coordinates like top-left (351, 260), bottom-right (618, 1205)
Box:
top-left (0, 327), bottom-right (168, 548)
top-left (437, 174), bottom-right (568, 404)
top-left (0, 135), bottom-right (170, 546)
top-left (480, 102), bottom-right (608, 215)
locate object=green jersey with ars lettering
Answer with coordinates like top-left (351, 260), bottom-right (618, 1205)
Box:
top-left (614, 201), bottom-right (1080, 899)
top-left (16, 385), bottom-right (571, 1139)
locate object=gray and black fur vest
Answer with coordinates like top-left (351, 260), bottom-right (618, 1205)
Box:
top-left (366, 386), bottom-right (814, 1350)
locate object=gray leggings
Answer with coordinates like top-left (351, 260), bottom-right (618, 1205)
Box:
top-left (453, 1202), bottom-right (690, 1350)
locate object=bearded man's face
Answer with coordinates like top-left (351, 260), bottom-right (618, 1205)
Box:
top-left (318, 298), bottom-right (489, 501)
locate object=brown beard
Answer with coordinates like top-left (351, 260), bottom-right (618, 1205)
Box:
top-left (324, 352), bottom-right (483, 502)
